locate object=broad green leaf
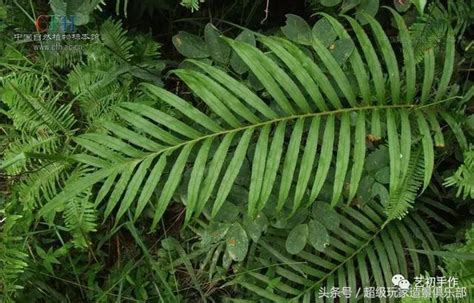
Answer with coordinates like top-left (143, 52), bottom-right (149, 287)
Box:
top-left (244, 213), bottom-right (268, 242)
top-left (393, 0), bottom-right (411, 12)
top-left (311, 202), bottom-right (340, 231)
top-left (308, 219), bottom-right (330, 251)
top-left (341, 0), bottom-right (361, 13)
top-left (281, 14), bottom-right (312, 45)
top-left (329, 38), bottom-right (355, 64)
top-left (204, 23), bottom-right (231, 64)
top-left (226, 223), bottom-right (249, 262)
top-left (355, 0), bottom-right (380, 25)
top-left (230, 30), bottom-right (256, 74)
top-left (172, 31), bottom-right (209, 58)
top-left (312, 18), bottom-right (337, 48)
top-left (321, 0), bottom-right (342, 7)
top-left (286, 224), bottom-right (309, 255)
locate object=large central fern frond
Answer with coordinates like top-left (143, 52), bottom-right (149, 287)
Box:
top-left (40, 10), bottom-right (466, 228)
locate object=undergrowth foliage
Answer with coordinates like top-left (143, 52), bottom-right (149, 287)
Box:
top-left (0, 0), bottom-right (473, 301)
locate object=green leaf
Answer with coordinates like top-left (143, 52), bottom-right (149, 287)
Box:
top-left (321, 0), bottom-right (342, 7)
top-left (281, 14), bottom-right (312, 45)
top-left (204, 23), bottom-right (231, 64)
top-left (355, 0), bottom-right (380, 25)
top-left (312, 18), bottom-right (337, 48)
top-left (412, 0), bottom-right (427, 15)
top-left (277, 118), bottom-right (304, 211)
top-left (311, 203), bottom-right (340, 231)
top-left (310, 115), bottom-right (335, 203)
top-left (230, 30), bottom-right (256, 74)
top-left (393, 0), bottom-right (411, 12)
top-left (244, 213), bottom-right (268, 242)
top-left (329, 38), bottom-right (355, 64)
top-left (308, 219), bottom-right (330, 251)
top-left (331, 113), bottom-right (351, 206)
top-left (341, 0), bottom-right (361, 13)
top-left (226, 223), bottom-right (249, 262)
top-left (248, 125), bottom-right (270, 218)
top-left (212, 129), bottom-right (254, 217)
top-left (152, 144), bottom-right (194, 229)
top-left (172, 31), bottom-right (209, 58)
top-left (286, 224), bottom-right (309, 255)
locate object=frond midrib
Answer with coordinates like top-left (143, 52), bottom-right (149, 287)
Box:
top-left (117, 103), bottom-right (423, 166)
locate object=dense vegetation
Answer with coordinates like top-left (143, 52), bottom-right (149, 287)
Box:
top-left (0, 0), bottom-right (473, 302)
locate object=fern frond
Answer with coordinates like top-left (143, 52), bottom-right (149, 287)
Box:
top-left (237, 201), bottom-right (439, 301)
top-left (386, 147), bottom-right (425, 220)
top-left (100, 19), bottom-right (133, 61)
top-left (1, 74), bottom-right (75, 135)
top-left (0, 215), bottom-right (29, 301)
top-left (40, 12), bottom-right (466, 230)
top-left (444, 147), bottom-right (474, 199)
top-left (63, 190), bottom-right (97, 248)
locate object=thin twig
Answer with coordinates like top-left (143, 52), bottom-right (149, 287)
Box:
top-left (261, 0), bottom-right (270, 24)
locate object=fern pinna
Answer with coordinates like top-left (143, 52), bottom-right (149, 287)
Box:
top-left (40, 11), bottom-right (465, 232)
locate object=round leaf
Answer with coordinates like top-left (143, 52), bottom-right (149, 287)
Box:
top-left (226, 223), bottom-right (249, 262)
top-left (321, 0), bottom-right (342, 7)
top-left (329, 38), bottom-right (355, 64)
top-left (311, 202), bottom-right (340, 231)
top-left (281, 14), bottom-right (312, 46)
top-left (308, 219), bottom-right (330, 251)
top-left (172, 32), bottom-right (209, 58)
top-left (312, 18), bottom-right (337, 48)
top-left (286, 224), bottom-right (309, 255)
top-left (244, 213), bottom-right (268, 242)
top-left (230, 30), bottom-right (256, 74)
top-left (204, 23), bottom-right (231, 64)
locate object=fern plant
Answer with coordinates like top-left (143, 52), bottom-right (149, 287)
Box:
top-left (40, 10), bottom-right (467, 232)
